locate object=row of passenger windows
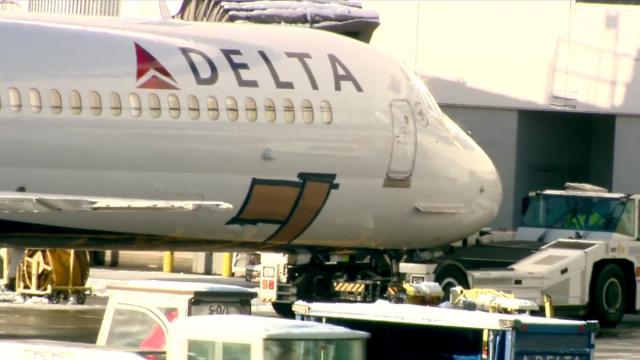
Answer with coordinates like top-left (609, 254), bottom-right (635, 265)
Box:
top-left (0, 88), bottom-right (334, 124)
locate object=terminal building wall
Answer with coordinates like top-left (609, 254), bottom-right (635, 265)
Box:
top-left (365, 0), bottom-right (640, 228)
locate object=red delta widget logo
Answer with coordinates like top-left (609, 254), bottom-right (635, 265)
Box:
top-left (134, 42), bottom-right (179, 90)
top-left (133, 41), bottom-right (364, 92)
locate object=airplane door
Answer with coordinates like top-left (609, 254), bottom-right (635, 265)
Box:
top-left (387, 100), bottom-right (416, 181)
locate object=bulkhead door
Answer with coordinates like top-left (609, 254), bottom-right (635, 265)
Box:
top-left (387, 100), bottom-right (417, 180)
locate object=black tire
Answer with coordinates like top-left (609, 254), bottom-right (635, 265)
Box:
top-left (590, 264), bottom-right (626, 327)
top-left (48, 292), bottom-right (62, 304)
top-left (272, 302), bottom-right (295, 318)
top-left (435, 265), bottom-right (469, 301)
top-left (89, 251), bottom-right (106, 266)
top-left (76, 292), bottom-right (87, 305)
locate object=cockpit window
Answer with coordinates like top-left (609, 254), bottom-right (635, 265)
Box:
top-left (413, 101), bottom-right (429, 127)
top-left (414, 78), bottom-right (442, 126)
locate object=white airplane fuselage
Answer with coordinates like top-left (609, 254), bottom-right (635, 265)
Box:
top-left (0, 15), bottom-right (502, 251)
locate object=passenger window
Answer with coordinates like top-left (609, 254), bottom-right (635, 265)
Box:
top-left (283, 98), bottom-right (295, 124)
top-left (168, 94), bottom-right (180, 119)
top-left (245, 97), bottom-right (257, 122)
top-left (301, 99), bottom-right (313, 124)
top-left (149, 93), bottom-right (161, 119)
top-left (89, 91), bottom-right (102, 116)
top-left (187, 95), bottom-right (200, 120)
top-left (264, 98), bottom-right (276, 123)
top-left (320, 100), bottom-right (333, 124)
top-left (50, 90), bottom-right (62, 114)
top-left (207, 96), bottom-right (219, 120)
top-left (69, 90), bottom-right (82, 115)
top-left (226, 97), bottom-right (238, 121)
top-left (29, 88), bottom-right (42, 113)
top-left (9, 87), bottom-right (21, 112)
top-left (129, 93), bottom-right (141, 117)
top-left (110, 92), bottom-right (122, 117)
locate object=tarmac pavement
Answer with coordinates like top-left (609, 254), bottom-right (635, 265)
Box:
top-left (2, 251), bottom-right (638, 358)
top-left (595, 314), bottom-right (640, 359)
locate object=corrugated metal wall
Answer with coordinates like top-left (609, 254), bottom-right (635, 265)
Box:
top-left (28, 0), bottom-right (119, 16)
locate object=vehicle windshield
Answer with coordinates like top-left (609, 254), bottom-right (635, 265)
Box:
top-left (264, 339), bottom-right (365, 360)
top-left (520, 194), bottom-right (634, 236)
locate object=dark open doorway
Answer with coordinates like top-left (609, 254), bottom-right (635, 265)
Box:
top-left (513, 110), bottom-right (615, 226)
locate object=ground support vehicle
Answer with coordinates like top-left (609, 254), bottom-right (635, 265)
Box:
top-left (15, 249), bottom-right (91, 304)
top-left (96, 280), bottom-right (255, 351)
top-left (167, 315), bottom-right (369, 360)
top-left (258, 252), bottom-right (396, 316)
top-left (293, 300), bottom-right (598, 360)
top-left (405, 186), bottom-right (640, 326)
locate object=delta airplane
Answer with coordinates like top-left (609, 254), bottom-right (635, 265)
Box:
top-left (0, 14), bottom-right (501, 255)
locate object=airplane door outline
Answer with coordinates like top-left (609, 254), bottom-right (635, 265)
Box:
top-left (386, 100), bottom-right (417, 186)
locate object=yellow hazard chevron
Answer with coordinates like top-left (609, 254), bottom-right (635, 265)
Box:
top-left (334, 282), bottom-right (365, 293)
top-left (387, 286), bottom-right (402, 295)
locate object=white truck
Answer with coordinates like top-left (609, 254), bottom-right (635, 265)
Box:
top-left (96, 280), bottom-right (256, 350)
top-left (407, 185), bottom-right (640, 326)
top-left (261, 185), bottom-right (640, 326)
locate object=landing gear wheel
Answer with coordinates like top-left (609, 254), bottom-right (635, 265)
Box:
top-left (272, 302), bottom-right (295, 318)
top-left (435, 265), bottom-right (469, 301)
top-left (590, 264), bottom-right (626, 327)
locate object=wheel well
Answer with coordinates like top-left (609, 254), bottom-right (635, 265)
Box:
top-left (590, 259), bottom-right (636, 313)
top-left (435, 260), bottom-right (466, 276)
top-left (435, 260), bottom-right (469, 289)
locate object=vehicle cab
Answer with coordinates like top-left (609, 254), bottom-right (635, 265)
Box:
top-left (517, 186), bottom-right (637, 243)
